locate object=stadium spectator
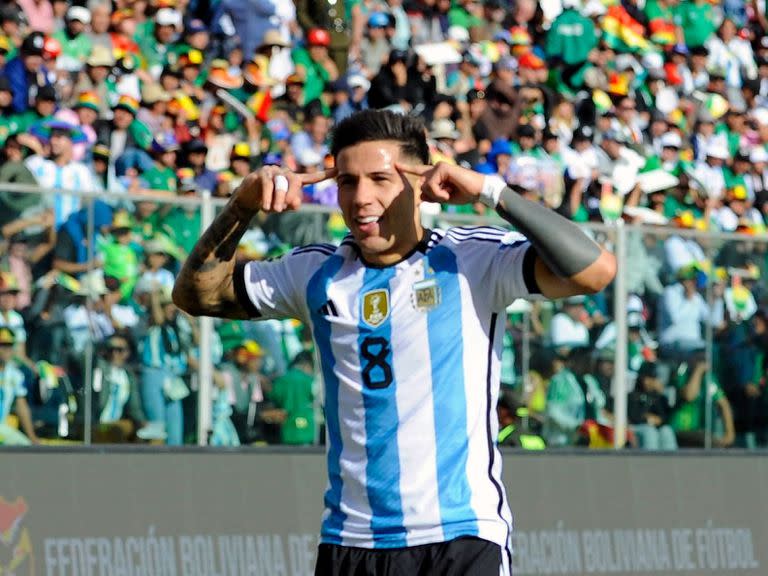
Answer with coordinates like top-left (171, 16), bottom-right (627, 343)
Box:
top-left (268, 349), bottom-right (315, 445)
top-left (4, 31), bottom-right (49, 113)
top-left (670, 353), bottom-right (736, 448)
top-left (209, 369), bottom-right (241, 446)
top-left (543, 351), bottom-right (586, 447)
top-left (62, 270), bottom-right (116, 357)
top-left (0, 327), bottom-right (39, 445)
top-left (474, 80), bottom-right (519, 142)
top-left (628, 361), bottom-right (677, 450)
top-left (359, 12), bottom-right (392, 79)
top-left (0, 272), bottom-right (32, 371)
top-left (139, 285), bottom-right (189, 446)
top-left (521, 348), bottom-right (560, 430)
top-left (292, 28), bottom-right (339, 105)
top-left (160, 175), bottom-right (200, 258)
top-left (135, 239), bottom-right (175, 298)
top-left (218, 340), bottom-right (282, 444)
top-left (295, 0), bottom-right (362, 74)
top-left (52, 201), bottom-right (112, 275)
top-left (0, 219), bottom-right (54, 309)
top-left (367, 49), bottom-right (412, 111)
top-left (91, 334), bottom-right (146, 443)
top-left (95, 95), bottom-right (153, 172)
top-left (72, 46), bottom-right (116, 117)
top-left (663, 224), bottom-right (707, 277)
top-left (720, 286), bottom-right (764, 448)
top-left (12, 84), bottom-right (56, 137)
top-left (549, 295), bottom-right (592, 354)
top-left (290, 108), bottom-right (330, 165)
top-left (53, 5), bottom-right (92, 71)
top-left (658, 264), bottom-right (710, 359)
top-left (143, 134), bottom-right (179, 193)
top-left (595, 294), bottom-right (657, 374)
top-left (183, 139), bottom-right (218, 193)
top-left (0, 135), bottom-right (39, 225)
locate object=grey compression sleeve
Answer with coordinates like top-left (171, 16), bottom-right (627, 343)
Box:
top-left (496, 186), bottom-right (602, 278)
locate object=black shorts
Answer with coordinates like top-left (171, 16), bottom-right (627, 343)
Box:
top-left (315, 536), bottom-right (507, 576)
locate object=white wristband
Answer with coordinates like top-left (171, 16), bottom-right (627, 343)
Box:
top-left (479, 175), bottom-right (506, 208)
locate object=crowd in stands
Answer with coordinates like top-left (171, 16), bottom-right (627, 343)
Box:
top-left (0, 0), bottom-right (767, 449)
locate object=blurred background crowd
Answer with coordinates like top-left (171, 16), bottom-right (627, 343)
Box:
top-left (0, 0), bottom-right (767, 449)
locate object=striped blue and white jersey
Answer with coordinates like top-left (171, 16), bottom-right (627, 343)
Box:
top-left (235, 226), bottom-right (538, 553)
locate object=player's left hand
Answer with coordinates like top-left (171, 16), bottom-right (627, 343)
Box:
top-left (396, 161), bottom-right (485, 205)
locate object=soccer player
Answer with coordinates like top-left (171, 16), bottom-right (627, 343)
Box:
top-left (173, 110), bottom-right (616, 575)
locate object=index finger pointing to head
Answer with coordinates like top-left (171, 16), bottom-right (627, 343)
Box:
top-left (395, 162), bottom-right (433, 177)
top-left (298, 168), bottom-right (338, 185)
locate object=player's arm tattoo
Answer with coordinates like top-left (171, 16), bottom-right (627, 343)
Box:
top-left (495, 186), bottom-right (615, 293)
top-left (173, 199), bottom-right (255, 319)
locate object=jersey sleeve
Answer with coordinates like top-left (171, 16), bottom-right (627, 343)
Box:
top-left (232, 247), bottom-right (335, 323)
top-left (485, 233), bottom-right (541, 311)
top-left (446, 228), bottom-right (540, 312)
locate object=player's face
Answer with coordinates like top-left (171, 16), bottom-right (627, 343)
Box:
top-left (336, 140), bottom-right (423, 266)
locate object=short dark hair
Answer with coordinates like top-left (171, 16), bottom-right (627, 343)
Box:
top-left (331, 109), bottom-right (429, 163)
top-left (291, 350), bottom-right (315, 369)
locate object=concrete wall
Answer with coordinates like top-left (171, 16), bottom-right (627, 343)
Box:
top-left (2, 449), bottom-right (766, 575)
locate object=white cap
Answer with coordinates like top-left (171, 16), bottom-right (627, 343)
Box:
top-left (627, 312), bottom-right (645, 328)
top-left (615, 54), bottom-right (636, 72)
top-left (582, 0), bottom-right (606, 17)
top-left (348, 74), bottom-right (371, 92)
top-left (429, 118), bottom-right (460, 140)
top-left (752, 107), bottom-right (768, 126)
top-left (67, 5), bottom-right (91, 23)
top-left (641, 51), bottom-right (664, 71)
top-left (706, 141), bottom-right (730, 160)
top-left (660, 132), bottom-right (682, 149)
top-left (296, 147), bottom-right (322, 168)
top-left (155, 8), bottom-right (181, 27)
top-left (447, 25), bottom-right (470, 43)
top-left (750, 146), bottom-right (768, 163)
top-left (627, 294), bottom-right (644, 314)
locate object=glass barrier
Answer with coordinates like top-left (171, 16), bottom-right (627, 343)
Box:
top-left (435, 215), bottom-right (621, 451)
top-left (2, 183), bottom-right (767, 451)
top-left (0, 185), bottom-right (205, 446)
top-left (5, 188), bottom-right (87, 445)
top-left (201, 203), bottom-right (339, 447)
top-left (629, 225), bottom-right (768, 451)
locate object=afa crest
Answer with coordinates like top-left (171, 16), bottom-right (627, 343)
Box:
top-left (361, 289), bottom-right (390, 328)
top-left (411, 278), bottom-right (441, 311)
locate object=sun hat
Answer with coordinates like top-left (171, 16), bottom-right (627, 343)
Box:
top-left (429, 118), bottom-right (460, 140)
top-left (260, 29), bottom-right (290, 48)
top-left (74, 91), bottom-right (100, 112)
top-left (206, 60), bottom-right (244, 90)
top-left (114, 94), bottom-right (139, 115)
top-left (30, 118), bottom-right (87, 144)
top-left (86, 45), bottom-right (115, 68)
top-left (66, 5), bottom-right (91, 23)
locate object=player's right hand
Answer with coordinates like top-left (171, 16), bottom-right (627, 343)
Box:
top-left (232, 166), bottom-right (337, 214)
top-left (396, 161), bottom-right (485, 205)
